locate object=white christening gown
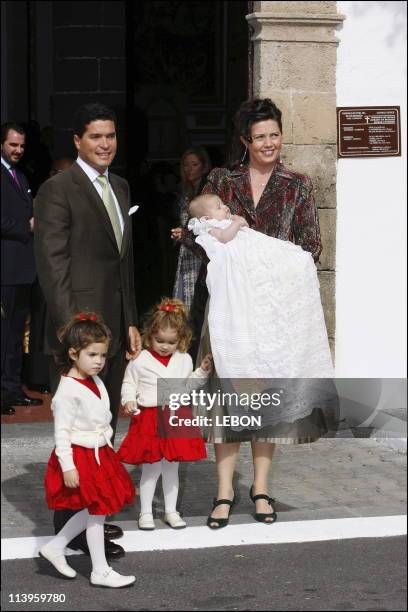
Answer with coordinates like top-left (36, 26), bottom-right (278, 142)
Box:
top-left (189, 217), bottom-right (334, 382)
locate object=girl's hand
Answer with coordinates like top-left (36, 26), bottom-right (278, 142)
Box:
top-left (124, 401), bottom-right (140, 416)
top-left (171, 227), bottom-right (183, 241)
top-left (63, 468), bottom-right (79, 488)
top-left (200, 353), bottom-right (213, 372)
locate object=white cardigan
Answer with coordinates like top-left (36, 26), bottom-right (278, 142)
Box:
top-left (121, 350), bottom-right (209, 408)
top-left (52, 376), bottom-right (113, 472)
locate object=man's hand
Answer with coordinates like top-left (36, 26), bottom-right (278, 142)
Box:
top-left (29, 217), bottom-right (34, 232)
top-left (63, 468), bottom-right (79, 488)
top-left (200, 353), bottom-right (213, 372)
top-left (124, 401), bottom-right (140, 417)
top-left (126, 326), bottom-right (142, 360)
top-left (170, 227), bottom-right (183, 241)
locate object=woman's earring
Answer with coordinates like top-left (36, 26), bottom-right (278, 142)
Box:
top-left (240, 146), bottom-right (248, 164)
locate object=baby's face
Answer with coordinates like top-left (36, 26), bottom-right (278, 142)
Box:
top-left (204, 196), bottom-right (230, 221)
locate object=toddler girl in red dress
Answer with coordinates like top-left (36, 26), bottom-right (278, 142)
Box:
top-left (118, 298), bottom-right (212, 530)
top-left (41, 313), bottom-right (135, 588)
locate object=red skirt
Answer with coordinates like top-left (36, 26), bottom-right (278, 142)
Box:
top-left (45, 445), bottom-right (135, 515)
top-left (118, 406), bottom-right (207, 464)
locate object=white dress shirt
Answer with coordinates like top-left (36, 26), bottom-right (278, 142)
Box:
top-left (76, 156), bottom-right (124, 233)
top-left (1, 156), bottom-right (15, 176)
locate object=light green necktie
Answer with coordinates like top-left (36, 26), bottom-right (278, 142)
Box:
top-left (96, 175), bottom-right (122, 251)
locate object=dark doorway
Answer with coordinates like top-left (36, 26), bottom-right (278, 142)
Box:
top-left (1, 0), bottom-right (249, 320)
top-left (125, 1), bottom-right (249, 318)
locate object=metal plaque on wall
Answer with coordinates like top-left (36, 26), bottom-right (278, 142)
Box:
top-left (337, 106), bottom-right (401, 158)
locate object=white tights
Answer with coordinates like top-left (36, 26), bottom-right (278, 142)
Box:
top-left (46, 509), bottom-right (109, 574)
top-left (139, 459), bottom-right (179, 515)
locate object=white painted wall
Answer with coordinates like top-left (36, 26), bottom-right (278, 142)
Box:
top-left (336, 1), bottom-right (407, 377)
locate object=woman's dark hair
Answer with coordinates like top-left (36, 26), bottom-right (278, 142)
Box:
top-left (54, 312), bottom-right (112, 374)
top-left (228, 98), bottom-right (283, 168)
top-left (72, 103), bottom-right (117, 138)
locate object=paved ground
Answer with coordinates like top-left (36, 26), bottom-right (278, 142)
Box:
top-left (1, 419), bottom-right (406, 538)
top-left (1, 416), bottom-right (406, 611)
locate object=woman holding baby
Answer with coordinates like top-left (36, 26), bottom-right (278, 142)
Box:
top-left (174, 98), bottom-right (332, 529)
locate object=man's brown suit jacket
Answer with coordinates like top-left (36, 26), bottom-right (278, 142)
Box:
top-left (34, 162), bottom-right (137, 356)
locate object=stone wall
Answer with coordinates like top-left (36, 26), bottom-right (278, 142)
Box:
top-left (1, 1), bottom-right (29, 122)
top-left (247, 1), bottom-right (344, 353)
top-left (51, 1), bottom-right (127, 172)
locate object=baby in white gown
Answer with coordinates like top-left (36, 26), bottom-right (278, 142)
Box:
top-left (187, 194), bottom-right (334, 381)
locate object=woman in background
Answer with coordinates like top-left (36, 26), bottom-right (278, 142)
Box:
top-left (172, 146), bottom-right (211, 309)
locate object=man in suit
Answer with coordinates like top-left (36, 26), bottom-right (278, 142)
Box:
top-left (34, 103), bottom-right (142, 559)
top-left (1, 122), bottom-right (43, 415)
top-left (24, 158), bottom-right (75, 395)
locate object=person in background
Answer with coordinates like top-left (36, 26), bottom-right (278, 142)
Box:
top-left (50, 157), bottom-right (75, 176)
top-left (171, 146), bottom-right (211, 310)
top-left (1, 122), bottom-right (42, 415)
top-left (24, 157), bottom-right (75, 394)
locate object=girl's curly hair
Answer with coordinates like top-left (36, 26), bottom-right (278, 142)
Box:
top-left (54, 312), bottom-right (112, 374)
top-left (142, 298), bottom-right (192, 353)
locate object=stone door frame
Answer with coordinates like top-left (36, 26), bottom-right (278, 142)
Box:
top-left (247, 1), bottom-right (345, 357)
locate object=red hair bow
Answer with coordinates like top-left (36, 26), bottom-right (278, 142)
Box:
top-left (159, 304), bottom-right (176, 312)
top-left (75, 312), bottom-right (97, 321)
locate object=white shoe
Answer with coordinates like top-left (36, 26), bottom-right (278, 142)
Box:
top-left (138, 512), bottom-right (155, 530)
top-left (39, 543), bottom-right (76, 578)
top-left (164, 511), bottom-right (187, 529)
top-left (90, 567), bottom-right (135, 588)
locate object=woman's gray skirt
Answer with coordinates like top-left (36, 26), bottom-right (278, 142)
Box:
top-left (195, 301), bottom-right (337, 445)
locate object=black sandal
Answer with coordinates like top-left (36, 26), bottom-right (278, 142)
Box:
top-left (249, 485), bottom-right (277, 524)
top-left (207, 497), bottom-right (235, 529)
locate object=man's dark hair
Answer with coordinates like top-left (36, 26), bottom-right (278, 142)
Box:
top-left (1, 122), bottom-right (25, 145)
top-left (72, 103), bottom-right (117, 138)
